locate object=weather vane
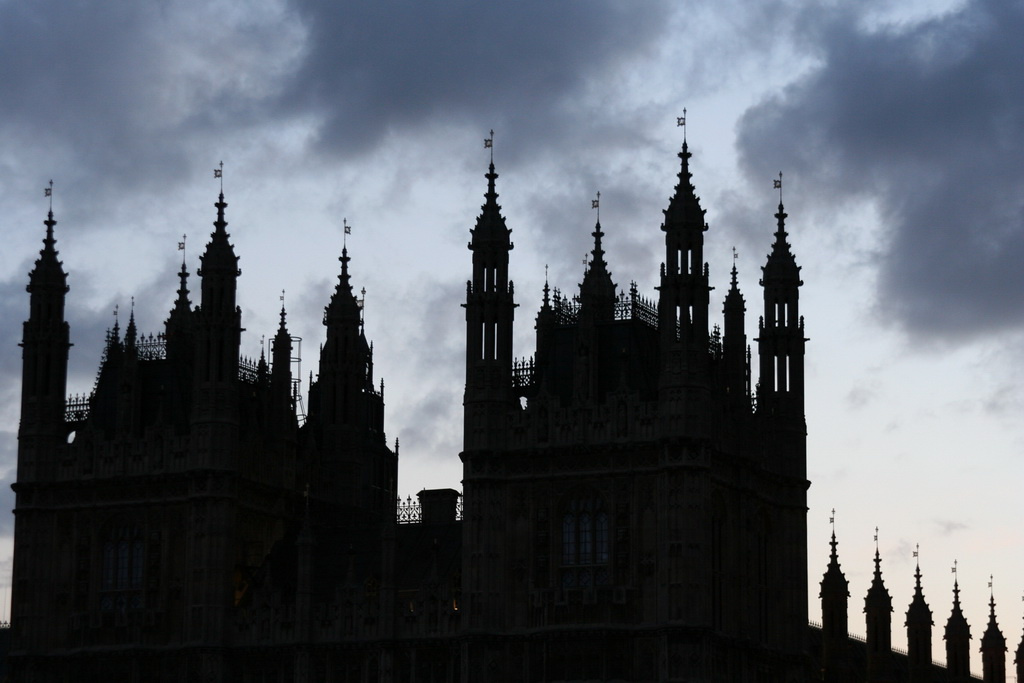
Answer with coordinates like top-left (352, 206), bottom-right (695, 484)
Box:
top-left (214, 161), bottom-right (224, 192)
top-left (178, 234), bottom-right (187, 267)
top-left (484, 129), bottom-right (494, 163)
top-left (773, 171), bottom-right (783, 203)
top-left (677, 108), bottom-right (687, 142)
top-left (343, 218), bottom-right (352, 248)
top-left (44, 179), bottom-right (53, 211)
top-left (592, 191), bottom-right (600, 222)
top-left (732, 247), bottom-right (739, 271)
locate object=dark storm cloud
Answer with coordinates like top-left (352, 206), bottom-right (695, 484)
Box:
top-left (0, 0), bottom-right (296, 207)
top-left (279, 1), bottom-right (672, 159)
top-left (736, 0), bottom-right (1024, 341)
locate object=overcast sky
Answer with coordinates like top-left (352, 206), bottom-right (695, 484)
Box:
top-left (1, 0), bottom-right (1021, 660)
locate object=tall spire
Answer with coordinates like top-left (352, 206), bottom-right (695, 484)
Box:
top-left (864, 530), bottom-right (894, 681)
top-left (197, 181), bottom-right (240, 315)
top-left (20, 192), bottom-right (72, 454)
top-left (325, 245), bottom-right (362, 325)
top-left (579, 195), bottom-right (615, 318)
top-left (905, 546), bottom-right (934, 682)
top-left (820, 514), bottom-right (850, 681)
top-left (28, 205), bottom-right (68, 298)
top-left (464, 136), bottom-right (516, 452)
top-left (981, 577), bottom-right (1006, 683)
top-left (945, 564), bottom-right (973, 682)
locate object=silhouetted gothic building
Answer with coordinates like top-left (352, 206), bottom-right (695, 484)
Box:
top-left (10, 138), bottom-right (1019, 682)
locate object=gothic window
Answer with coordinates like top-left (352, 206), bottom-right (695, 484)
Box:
top-left (560, 498), bottom-right (610, 588)
top-left (100, 526), bottom-right (145, 612)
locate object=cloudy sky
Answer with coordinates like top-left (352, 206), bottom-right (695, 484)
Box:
top-left (1, 0), bottom-right (1021, 659)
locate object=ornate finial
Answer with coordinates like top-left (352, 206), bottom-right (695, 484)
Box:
top-left (581, 253), bottom-right (590, 271)
top-left (44, 179), bottom-right (54, 211)
top-left (484, 129), bottom-right (494, 163)
top-left (178, 234), bottom-right (187, 267)
top-left (592, 191), bottom-right (600, 222)
top-left (677, 108), bottom-right (687, 143)
top-left (214, 161), bottom-right (224, 192)
top-left (829, 508), bottom-right (835, 530)
top-left (773, 171), bottom-right (783, 204)
top-left (343, 218), bottom-right (352, 248)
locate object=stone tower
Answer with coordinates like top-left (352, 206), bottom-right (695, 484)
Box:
top-left (819, 528), bottom-right (850, 682)
top-left (458, 136), bottom-right (810, 681)
top-left (904, 556), bottom-right (933, 683)
top-left (980, 585), bottom-right (1006, 683)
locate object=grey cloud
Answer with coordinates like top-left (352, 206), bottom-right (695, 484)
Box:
top-left (279, 1), bottom-right (672, 161)
top-left (0, 0), bottom-right (298, 210)
top-left (735, 0), bottom-right (1024, 342)
top-left (935, 519), bottom-right (968, 536)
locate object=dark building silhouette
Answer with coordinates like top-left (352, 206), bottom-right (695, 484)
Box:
top-left (9, 137), bottom-right (1014, 681)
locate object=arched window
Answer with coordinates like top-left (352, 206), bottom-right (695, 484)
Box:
top-left (100, 526), bottom-right (145, 612)
top-left (561, 498), bottom-right (610, 588)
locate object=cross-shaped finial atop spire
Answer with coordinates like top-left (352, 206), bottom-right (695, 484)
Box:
top-left (829, 508), bottom-right (835, 527)
top-left (913, 543), bottom-right (919, 559)
top-left (873, 526), bottom-right (879, 550)
top-left (44, 179), bottom-right (54, 210)
top-left (214, 161), bottom-right (224, 192)
top-left (952, 559), bottom-right (958, 576)
top-left (484, 129), bottom-right (494, 163)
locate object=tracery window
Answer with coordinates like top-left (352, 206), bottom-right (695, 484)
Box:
top-left (100, 526), bottom-right (144, 612)
top-left (560, 498), bottom-right (609, 588)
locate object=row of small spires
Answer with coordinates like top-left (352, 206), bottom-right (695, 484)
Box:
top-left (822, 527), bottom-right (1024, 675)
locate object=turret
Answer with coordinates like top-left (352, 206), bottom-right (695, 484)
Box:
top-left (819, 527), bottom-right (849, 681)
top-left (904, 552), bottom-right (933, 683)
top-left (310, 242), bottom-right (389, 513)
top-left (757, 194), bottom-right (805, 419)
top-left (864, 540), bottom-right (894, 682)
top-left (980, 582), bottom-right (1006, 683)
top-left (194, 191), bottom-right (241, 386)
top-left (945, 573), bottom-right (972, 682)
top-left (316, 246), bottom-right (380, 433)
top-left (578, 216), bottom-right (616, 321)
top-left (656, 137), bottom-right (713, 436)
top-left (19, 207), bottom-right (71, 482)
top-left (190, 188), bottom-right (242, 475)
top-left (463, 156), bottom-right (516, 452)
top-left (722, 259), bottom-right (748, 408)
top-left (756, 189), bottom-right (807, 479)
top-left (165, 247), bottom-right (194, 358)
top-left (657, 140), bottom-right (710, 355)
